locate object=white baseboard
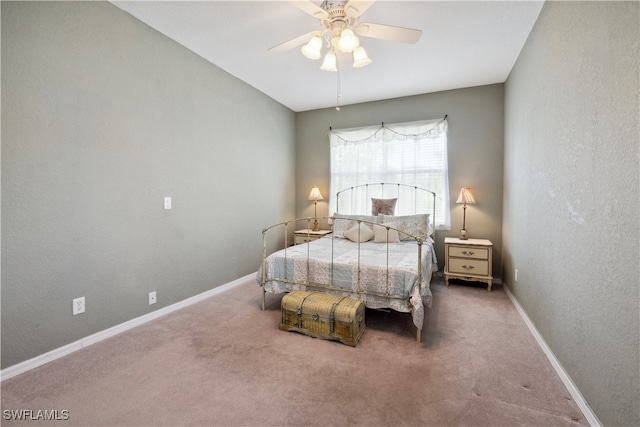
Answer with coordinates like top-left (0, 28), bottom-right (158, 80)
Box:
top-left (503, 284), bottom-right (602, 427)
top-left (0, 273), bottom-right (255, 381)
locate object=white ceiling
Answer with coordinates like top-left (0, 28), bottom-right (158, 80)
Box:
top-left (111, 1), bottom-right (544, 112)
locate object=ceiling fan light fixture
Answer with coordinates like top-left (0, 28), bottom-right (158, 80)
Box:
top-left (352, 46), bottom-right (371, 68)
top-left (272, 0), bottom-right (424, 74)
top-left (320, 50), bottom-right (338, 72)
top-left (337, 28), bottom-right (359, 53)
top-left (301, 35), bottom-right (322, 60)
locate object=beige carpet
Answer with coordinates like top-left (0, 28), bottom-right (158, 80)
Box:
top-left (1, 276), bottom-right (588, 426)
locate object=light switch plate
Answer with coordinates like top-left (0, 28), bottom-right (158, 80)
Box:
top-left (164, 197), bottom-right (172, 210)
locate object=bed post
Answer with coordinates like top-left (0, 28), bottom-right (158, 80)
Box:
top-left (261, 228), bottom-right (267, 311)
top-left (416, 240), bottom-right (423, 343)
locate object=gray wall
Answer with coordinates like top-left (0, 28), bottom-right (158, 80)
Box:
top-left (1, 1), bottom-right (296, 368)
top-left (295, 85), bottom-right (505, 275)
top-left (503, 2), bottom-right (639, 426)
top-left (4, 3), bottom-right (638, 425)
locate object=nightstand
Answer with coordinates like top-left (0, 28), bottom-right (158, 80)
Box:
top-left (293, 229), bottom-right (332, 245)
top-left (444, 237), bottom-right (493, 291)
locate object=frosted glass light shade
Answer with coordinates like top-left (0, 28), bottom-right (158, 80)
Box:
top-left (320, 51), bottom-right (337, 72)
top-left (301, 36), bottom-right (322, 60)
top-left (352, 46), bottom-right (371, 68)
top-left (338, 29), bottom-right (359, 53)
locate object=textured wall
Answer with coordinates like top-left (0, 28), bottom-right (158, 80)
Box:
top-left (503, 2), bottom-right (639, 426)
top-left (1, 1), bottom-right (296, 368)
top-left (295, 85), bottom-right (505, 275)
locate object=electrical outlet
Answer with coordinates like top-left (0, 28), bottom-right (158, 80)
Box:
top-left (149, 291), bottom-right (157, 305)
top-left (73, 297), bottom-right (85, 315)
top-left (515, 269), bottom-right (518, 282)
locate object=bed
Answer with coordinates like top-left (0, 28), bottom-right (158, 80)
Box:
top-left (257, 183), bottom-right (438, 343)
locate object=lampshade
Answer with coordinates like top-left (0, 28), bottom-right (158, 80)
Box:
top-left (320, 50), bottom-right (337, 72)
top-left (301, 35), bottom-right (322, 60)
top-left (337, 28), bottom-right (359, 53)
top-left (352, 46), bottom-right (371, 68)
top-left (308, 187), bottom-right (324, 201)
top-left (456, 187), bottom-right (476, 205)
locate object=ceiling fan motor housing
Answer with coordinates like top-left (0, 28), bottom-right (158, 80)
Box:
top-left (320, 0), bottom-right (358, 36)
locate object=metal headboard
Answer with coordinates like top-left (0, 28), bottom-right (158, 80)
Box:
top-left (335, 183), bottom-right (436, 238)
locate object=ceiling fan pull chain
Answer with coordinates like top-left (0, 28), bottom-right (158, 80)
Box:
top-left (336, 67), bottom-right (341, 111)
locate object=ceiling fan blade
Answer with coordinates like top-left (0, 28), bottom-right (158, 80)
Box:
top-left (268, 31), bottom-right (320, 53)
top-left (355, 23), bottom-right (422, 44)
top-left (289, 0), bottom-right (329, 19)
top-left (344, 0), bottom-right (375, 18)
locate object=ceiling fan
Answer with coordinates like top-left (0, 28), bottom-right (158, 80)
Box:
top-left (269, 0), bottom-right (423, 72)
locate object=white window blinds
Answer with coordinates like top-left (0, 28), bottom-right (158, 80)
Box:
top-left (329, 118), bottom-right (450, 229)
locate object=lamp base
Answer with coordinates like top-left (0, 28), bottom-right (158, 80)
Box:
top-left (459, 229), bottom-right (469, 240)
top-left (312, 219), bottom-right (320, 232)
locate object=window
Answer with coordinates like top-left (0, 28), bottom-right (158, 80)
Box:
top-left (329, 118), bottom-right (450, 229)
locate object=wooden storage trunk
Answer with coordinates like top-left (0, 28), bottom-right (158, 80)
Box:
top-left (280, 291), bottom-right (366, 347)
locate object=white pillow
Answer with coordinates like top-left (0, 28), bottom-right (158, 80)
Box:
top-left (332, 213), bottom-right (380, 238)
top-left (344, 223), bottom-right (374, 243)
top-left (373, 222), bottom-right (400, 243)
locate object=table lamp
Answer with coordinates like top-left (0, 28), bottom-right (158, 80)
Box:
top-left (308, 186), bottom-right (324, 231)
top-left (456, 187), bottom-right (476, 240)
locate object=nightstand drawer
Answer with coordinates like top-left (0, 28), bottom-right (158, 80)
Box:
top-left (294, 235), bottom-right (316, 245)
top-left (448, 258), bottom-right (489, 276)
top-left (448, 246), bottom-right (489, 260)
top-left (293, 229), bottom-right (332, 245)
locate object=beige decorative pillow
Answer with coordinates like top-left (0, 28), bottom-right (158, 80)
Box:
top-left (371, 198), bottom-right (397, 216)
top-left (373, 222), bottom-right (400, 243)
top-left (344, 223), bottom-right (375, 243)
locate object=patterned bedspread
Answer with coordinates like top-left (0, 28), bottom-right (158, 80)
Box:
top-left (257, 236), bottom-right (437, 329)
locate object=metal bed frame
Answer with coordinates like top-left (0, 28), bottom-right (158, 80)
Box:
top-left (260, 184), bottom-right (436, 343)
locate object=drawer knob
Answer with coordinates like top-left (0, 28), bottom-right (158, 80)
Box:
top-left (462, 265), bottom-right (475, 270)
top-left (462, 250), bottom-right (475, 256)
